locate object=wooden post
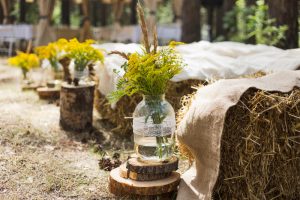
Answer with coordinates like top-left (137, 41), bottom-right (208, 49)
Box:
top-left (59, 82), bottom-right (95, 132)
top-left (61, 0), bottom-right (70, 26)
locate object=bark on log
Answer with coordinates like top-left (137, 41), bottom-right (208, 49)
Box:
top-left (109, 167), bottom-right (180, 196)
top-left (119, 163), bottom-right (172, 181)
top-left (126, 156), bottom-right (178, 174)
top-left (59, 82), bottom-right (95, 131)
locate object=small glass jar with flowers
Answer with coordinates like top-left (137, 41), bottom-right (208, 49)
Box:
top-left (35, 39), bottom-right (67, 80)
top-left (108, 3), bottom-right (184, 162)
top-left (64, 38), bottom-right (104, 86)
top-left (8, 51), bottom-right (40, 85)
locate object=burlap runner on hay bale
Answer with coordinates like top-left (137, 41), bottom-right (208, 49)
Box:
top-left (176, 70), bottom-right (300, 200)
top-left (95, 80), bottom-right (202, 134)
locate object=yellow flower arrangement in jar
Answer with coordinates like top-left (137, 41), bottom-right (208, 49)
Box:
top-left (8, 51), bottom-right (40, 79)
top-left (35, 39), bottom-right (68, 73)
top-left (108, 3), bottom-right (185, 162)
top-left (64, 38), bottom-right (104, 85)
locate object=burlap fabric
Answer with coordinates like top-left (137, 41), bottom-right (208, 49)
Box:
top-left (176, 70), bottom-right (300, 200)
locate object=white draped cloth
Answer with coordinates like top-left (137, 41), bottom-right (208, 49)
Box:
top-left (93, 41), bottom-right (300, 98)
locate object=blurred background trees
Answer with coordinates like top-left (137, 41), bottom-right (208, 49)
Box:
top-left (0, 0), bottom-right (299, 48)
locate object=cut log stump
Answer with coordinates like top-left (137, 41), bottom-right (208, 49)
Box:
top-left (37, 87), bottom-right (60, 100)
top-left (109, 166), bottom-right (181, 196)
top-left (126, 156), bottom-right (179, 174)
top-left (59, 82), bottom-right (95, 132)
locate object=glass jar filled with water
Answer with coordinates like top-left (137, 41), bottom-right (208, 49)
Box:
top-left (133, 95), bottom-right (176, 162)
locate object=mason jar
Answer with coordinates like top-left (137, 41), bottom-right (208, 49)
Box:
top-left (73, 67), bottom-right (88, 81)
top-left (133, 94), bottom-right (176, 162)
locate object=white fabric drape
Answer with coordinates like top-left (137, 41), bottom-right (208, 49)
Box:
top-left (35, 0), bottom-right (56, 46)
top-left (172, 0), bottom-right (183, 23)
top-left (79, 0), bottom-right (93, 41)
top-left (0, 0), bottom-right (10, 24)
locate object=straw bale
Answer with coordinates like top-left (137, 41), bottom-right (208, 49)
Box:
top-left (212, 88), bottom-right (300, 199)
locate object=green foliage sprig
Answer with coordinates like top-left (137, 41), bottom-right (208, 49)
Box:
top-left (247, 0), bottom-right (288, 46)
top-left (222, 0), bottom-right (287, 46)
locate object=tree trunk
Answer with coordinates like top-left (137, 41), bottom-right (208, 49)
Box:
top-left (181, 0), bottom-right (201, 43)
top-left (19, 0), bottom-right (26, 23)
top-left (130, 0), bottom-right (137, 25)
top-left (267, 0), bottom-right (298, 49)
top-left (215, 0), bottom-right (236, 40)
top-left (61, 0), bottom-right (70, 26)
top-left (91, 0), bottom-right (97, 26)
top-left (0, 5), bottom-right (3, 23)
top-left (99, 1), bottom-right (107, 26)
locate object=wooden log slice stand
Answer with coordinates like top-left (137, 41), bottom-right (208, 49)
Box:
top-left (37, 87), bottom-right (60, 100)
top-left (59, 82), bottom-right (95, 132)
top-left (22, 84), bottom-right (39, 91)
top-left (109, 156), bottom-right (180, 197)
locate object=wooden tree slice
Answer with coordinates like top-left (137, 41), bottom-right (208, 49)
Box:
top-left (37, 87), bottom-right (60, 100)
top-left (126, 156), bottom-right (178, 174)
top-left (119, 163), bottom-right (172, 181)
top-left (59, 82), bottom-right (95, 131)
top-left (22, 84), bottom-right (39, 91)
top-left (110, 166), bottom-right (181, 196)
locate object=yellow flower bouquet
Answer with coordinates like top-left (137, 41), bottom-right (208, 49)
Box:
top-left (64, 38), bottom-right (104, 85)
top-left (35, 39), bottom-right (68, 72)
top-left (8, 51), bottom-right (40, 79)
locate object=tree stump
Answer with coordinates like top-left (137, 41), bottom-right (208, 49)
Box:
top-left (109, 167), bottom-right (181, 196)
top-left (59, 82), bottom-right (95, 131)
top-left (126, 156), bottom-right (178, 174)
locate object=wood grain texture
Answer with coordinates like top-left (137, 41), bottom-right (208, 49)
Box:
top-left (126, 156), bottom-right (178, 174)
top-left (119, 163), bottom-right (172, 181)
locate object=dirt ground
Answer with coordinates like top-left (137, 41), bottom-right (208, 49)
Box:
top-left (0, 61), bottom-right (189, 200)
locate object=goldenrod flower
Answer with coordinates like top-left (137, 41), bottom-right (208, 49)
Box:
top-left (108, 41), bottom-right (185, 103)
top-left (64, 38), bottom-right (104, 71)
top-left (8, 51), bottom-right (39, 78)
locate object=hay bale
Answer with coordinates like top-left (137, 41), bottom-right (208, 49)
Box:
top-left (176, 71), bottom-right (267, 163)
top-left (176, 71), bottom-right (300, 200)
top-left (95, 80), bottom-right (202, 135)
top-left (213, 88), bottom-right (300, 199)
